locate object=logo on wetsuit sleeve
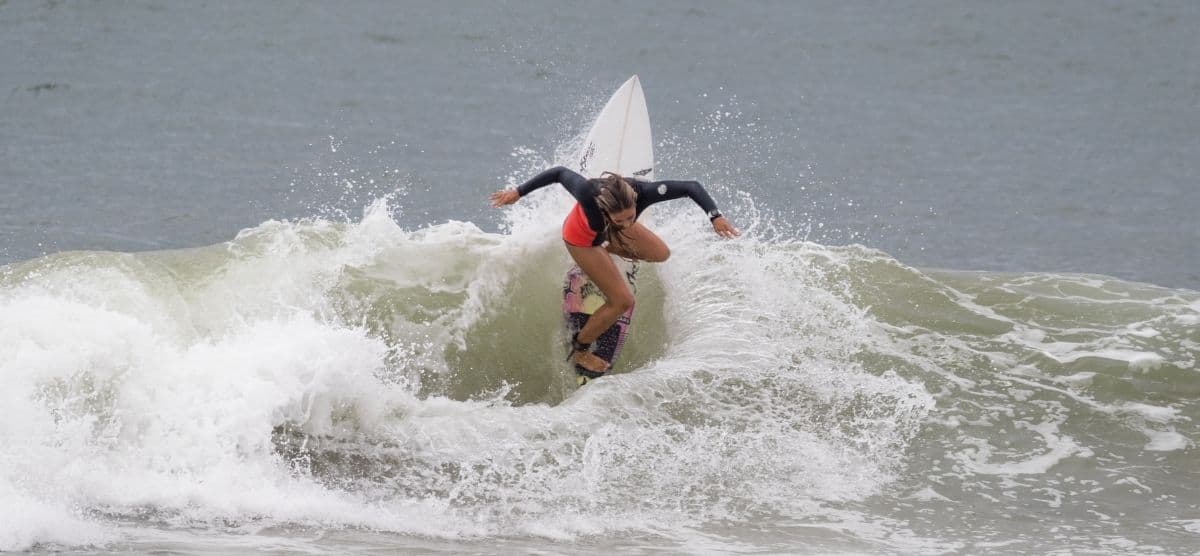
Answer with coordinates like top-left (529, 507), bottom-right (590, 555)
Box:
top-left (657, 184), bottom-right (667, 195)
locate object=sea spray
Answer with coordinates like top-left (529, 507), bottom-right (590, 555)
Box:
top-left (1, 187), bottom-right (1196, 552)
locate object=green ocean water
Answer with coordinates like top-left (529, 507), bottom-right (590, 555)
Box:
top-left (3, 1), bottom-right (1198, 553)
top-left (2, 195), bottom-right (1196, 553)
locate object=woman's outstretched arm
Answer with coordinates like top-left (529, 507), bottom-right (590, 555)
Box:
top-left (517, 167), bottom-right (592, 199)
top-left (491, 166), bottom-right (594, 207)
top-left (636, 179), bottom-right (740, 237)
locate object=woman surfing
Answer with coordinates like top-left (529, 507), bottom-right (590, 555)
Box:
top-left (490, 166), bottom-right (739, 375)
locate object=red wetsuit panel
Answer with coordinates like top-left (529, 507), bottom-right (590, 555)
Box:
top-left (562, 203), bottom-right (598, 247)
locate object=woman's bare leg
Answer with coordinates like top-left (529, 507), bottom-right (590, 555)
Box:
top-left (605, 222), bottom-right (670, 262)
top-left (565, 224), bottom-right (671, 373)
top-left (565, 243), bottom-right (636, 372)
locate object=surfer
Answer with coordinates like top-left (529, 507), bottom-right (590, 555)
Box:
top-left (490, 166), bottom-right (738, 373)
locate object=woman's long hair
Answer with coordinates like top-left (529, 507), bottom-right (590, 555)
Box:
top-left (594, 172), bottom-right (639, 258)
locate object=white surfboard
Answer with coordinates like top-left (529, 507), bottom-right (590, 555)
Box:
top-left (577, 75), bottom-right (654, 181)
top-left (564, 75), bottom-right (654, 385)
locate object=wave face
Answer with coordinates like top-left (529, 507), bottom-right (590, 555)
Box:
top-left (1, 189), bottom-right (1197, 553)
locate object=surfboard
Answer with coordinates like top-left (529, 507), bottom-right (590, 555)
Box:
top-left (563, 75), bottom-right (654, 385)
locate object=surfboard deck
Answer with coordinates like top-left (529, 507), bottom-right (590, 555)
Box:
top-left (563, 75), bottom-right (654, 385)
top-left (563, 260), bottom-right (638, 381)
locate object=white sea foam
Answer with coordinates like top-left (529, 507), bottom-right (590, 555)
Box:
top-left (962, 419), bottom-right (1093, 476)
top-left (0, 486), bottom-right (112, 552)
top-left (1144, 430), bottom-right (1190, 452)
top-left (1, 148), bottom-right (1196, 552)
top-left (0, 185), bottom-right (943, 551)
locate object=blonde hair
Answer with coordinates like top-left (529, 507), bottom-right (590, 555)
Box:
top-left (594, 172), bottom-right (638, 258)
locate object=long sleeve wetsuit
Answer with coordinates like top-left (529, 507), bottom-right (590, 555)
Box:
top-left (516, 166), bottom-right (723, 247)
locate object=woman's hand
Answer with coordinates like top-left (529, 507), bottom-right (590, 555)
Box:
top-left (712, 216), bottom-right (740, 238)
top-left (490, 189), bottom-right (520, 208)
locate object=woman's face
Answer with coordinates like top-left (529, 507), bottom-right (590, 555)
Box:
top-left (607, 206), bottom-right (637, 230)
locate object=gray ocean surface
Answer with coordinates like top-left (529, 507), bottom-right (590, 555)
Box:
top-left (4, 0), bottom-right (1197, 289)
top-left (2, 1), bottom-right (1199, 555)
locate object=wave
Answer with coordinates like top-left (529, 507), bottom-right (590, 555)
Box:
top-left (1, 190), bottom-right (1196, 552)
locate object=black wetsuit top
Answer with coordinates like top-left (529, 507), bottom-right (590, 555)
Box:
top-left (516, 166), bottom-right (723, 247)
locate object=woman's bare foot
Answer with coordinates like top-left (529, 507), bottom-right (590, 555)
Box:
top-left (571, 350), bottom-right (609, 373)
